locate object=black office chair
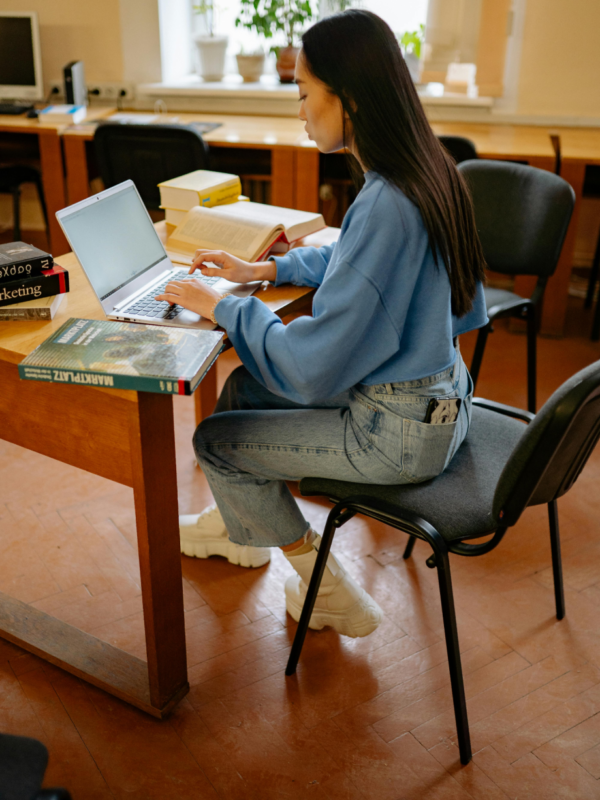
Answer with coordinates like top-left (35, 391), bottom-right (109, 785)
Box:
top-left (93, 122), bottom-right (210, 210)
top-left (286, 359), bottom-right (600, 766)
top-left (438, 135), bottom-right (478, 164)
top-left (458, 160), bottom-right (575, 412)
top-left (0, 732), bottom-right (72, 799)
top-left (0, 165), bottom-right (48, 241)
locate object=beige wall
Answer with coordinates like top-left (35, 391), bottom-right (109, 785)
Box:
top-left (517, 0), bottom-right (600, 118)
top-left (8, 0), bottom-right (124, 91)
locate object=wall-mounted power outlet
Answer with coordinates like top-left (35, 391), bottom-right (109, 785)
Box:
top-left (87, 83), bottom-right (136, 103)
top-left (48, 82), bottom-right (64, 100)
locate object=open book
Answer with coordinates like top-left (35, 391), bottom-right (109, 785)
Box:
top-left (166, 201), bottom-right (326, 264)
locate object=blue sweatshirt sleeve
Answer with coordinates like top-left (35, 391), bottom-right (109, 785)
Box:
top-left (215, 261), bottom-right (399, 404)
top-left (271, 243), bottom-right (336, 288)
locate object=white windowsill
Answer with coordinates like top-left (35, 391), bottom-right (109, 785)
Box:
top-left (135, 74), bottom-right (495, 117)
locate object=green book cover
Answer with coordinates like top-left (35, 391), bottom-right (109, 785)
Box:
top-left (18, 318), bottom-right (225, 395)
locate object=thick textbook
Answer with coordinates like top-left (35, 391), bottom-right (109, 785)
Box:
top-left (0, 293), bottom-right (64, 321)
top-left (39, 104), bottom-right (87, 124)
top-left (167, 200), bottom-right (326, 264)
top-left (19, 318), bottom-right (225, 395)
top-left (164, 195), bottom-right (249, 227)
top-left (0, 242), bottom-right (53, 281)
top-left (159, 170), bottom-right (242, 211)
top-left (0, 265), bottom-right (69, 308)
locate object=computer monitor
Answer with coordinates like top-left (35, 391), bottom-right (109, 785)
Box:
top-left (0, 12), bottom-right (43, 101)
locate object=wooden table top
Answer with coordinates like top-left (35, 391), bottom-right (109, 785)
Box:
top-left (551, 127), bottom-right (600, 163)
top-left (0, 106), bottom-right (117, 134)
top-left (430, 122), bottom-right (556, 159)
top-left (61, 109), bottom-right (311, 149)
top-left (0, 222), bottom-right (338, 364)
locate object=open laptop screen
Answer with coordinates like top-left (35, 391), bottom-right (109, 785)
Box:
top-left (58, 182), bottom-right (167, 301)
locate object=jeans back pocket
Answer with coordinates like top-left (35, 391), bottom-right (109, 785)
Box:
top-left (402, 417), bottom-right (459, 483)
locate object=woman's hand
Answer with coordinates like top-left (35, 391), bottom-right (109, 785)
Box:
top-left (191, 249), bottom-right (277, 284)
top-left (155, 278), bottom-right (220, 320)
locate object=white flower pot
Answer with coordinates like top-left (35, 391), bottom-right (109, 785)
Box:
top-left (404, 52), bottom-right (422, 84)
top-left (236, 53), bottom-right (265, 83)
top-left (194, 35), bottom-right (229, 82)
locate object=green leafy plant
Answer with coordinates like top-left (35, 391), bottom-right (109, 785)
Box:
top-left (193, 1), bottom-right (216, 36)
top-left (398, 24), bottom-right (425, 59)
top-left (235, 0), bottom-right (314, 49)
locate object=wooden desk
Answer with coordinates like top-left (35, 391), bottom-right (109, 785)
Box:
top-left (544, 127), bottom-right (600, 336)
top-left (0, 223), bottom-right (317, 717)
top-left (62, 111), bottom-right (320, 213)
top-left (0, 108), bottom-right (113, 256)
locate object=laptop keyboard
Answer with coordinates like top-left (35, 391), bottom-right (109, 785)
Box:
top-left (123, 273), bottom-right (221, 320)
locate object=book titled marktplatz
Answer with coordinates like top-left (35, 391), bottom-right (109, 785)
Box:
top-left (0, 265), bottom-right (69, 308)
top-left (0, 242), bottom-right (53, 281)
top-left (19, 318), bottom-right (225, 395)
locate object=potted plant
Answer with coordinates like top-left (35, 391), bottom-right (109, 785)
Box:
top-left (398, 24), bottom-right (425, 84)
top-left (193, 1), bottom-right (229, 82)
top-left (236, 47), bottom-right (266, 83)
top-left (236, 0), bottom-right (314, 84)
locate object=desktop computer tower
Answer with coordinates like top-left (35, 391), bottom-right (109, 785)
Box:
top-left (64, 60), bottom-right (87, 106)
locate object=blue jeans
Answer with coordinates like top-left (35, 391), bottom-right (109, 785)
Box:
top-left (193, 352), bottom-right (473, 548)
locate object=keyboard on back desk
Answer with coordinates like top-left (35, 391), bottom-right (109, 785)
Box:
top-left (123, 274), bottom-right (221, 320)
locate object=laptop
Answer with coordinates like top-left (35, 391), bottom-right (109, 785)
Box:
top-left (56, 180), bottom-right (260, 329)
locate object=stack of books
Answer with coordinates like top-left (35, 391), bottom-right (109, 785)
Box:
top-left (158, 170), bottom-right (245, 236)
top-left (0, 242), bottom-right (70, 321)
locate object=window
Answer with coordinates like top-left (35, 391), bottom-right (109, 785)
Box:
top-left (190, 1), bottom-right (429, 78)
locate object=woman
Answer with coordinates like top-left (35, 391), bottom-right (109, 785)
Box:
top-left (157, 10), bottom-right (487, 639)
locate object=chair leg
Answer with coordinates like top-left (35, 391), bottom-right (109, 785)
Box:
top-left (526, 304), bottom-right (537, 413)
top-left (584, 231), bottom-right (600, 310)
top-left (436, 549), bottom-right (472, 765)
top-left (469, 324), bottom-right (490, 391)
top-left (548, 500), bottom-right (565, 620)
top-left (33, 174), bottom-right (49, 232)
top-left (403, 535), bottom-right (417, 559)
top-left (12, 188), bottom-right (21, 241)
top-left (285, 508), bottom-right (338, 676)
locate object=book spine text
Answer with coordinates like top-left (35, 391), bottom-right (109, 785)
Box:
top-left (0, 306), bottom-right (52, 321)
top-left (0, 255), bottom-right (54, 283)
top-left (18, 364), bottom-right (191, 395)
top-left (0, 270), bottom-right (69, 308)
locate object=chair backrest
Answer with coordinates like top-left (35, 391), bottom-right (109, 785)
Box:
top-left (93, 122), bottom-right (210, 210)
top-left (438, 135), bottom-right (478, 164)
top-left (458, 159), bottom-right (575, 278)
top-left (493, 360), bottom-right (600, 526)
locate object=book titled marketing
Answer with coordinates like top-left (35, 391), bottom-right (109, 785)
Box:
top-left (0, 265), bottom-right (69, 308)
top-left (19, 318), bottom-right (225, 395)
top-left (0, 242), bottom-right (53, 281)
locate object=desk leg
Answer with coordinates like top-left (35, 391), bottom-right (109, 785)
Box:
top-left (295, 149), bottom-right (320, 212)
top-left (539, 160), bottom-right (586, 337)
top-left (64, 134), bottom-right (91, 204)
top-left (194, 359), bottom-right (218, 426)
top-left (129, 392), bottom-right (189, 712)
top-left (271, 149), bottom-right (295, 208)
top-left (38, 130), bottom-right (69, 256)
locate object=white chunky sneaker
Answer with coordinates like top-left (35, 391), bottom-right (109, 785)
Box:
top-left (284, 534), bottom-right (383, 638)
top-left (179, 504), bottom-right (271, 568)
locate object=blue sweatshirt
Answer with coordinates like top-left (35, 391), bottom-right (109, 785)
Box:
top-left (215, 171), bottom-right (488, 405)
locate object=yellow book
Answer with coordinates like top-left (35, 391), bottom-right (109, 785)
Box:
top-left (158, 170), bottom-right (242, 212)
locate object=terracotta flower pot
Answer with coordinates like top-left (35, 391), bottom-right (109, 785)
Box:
top-left (236, 53), bottom-right (265, 83)
top-left (276, 46), bottom-right (300, 83)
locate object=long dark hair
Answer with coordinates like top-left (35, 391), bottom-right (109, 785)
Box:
top-left (301, 10), bottom-right (486, 317)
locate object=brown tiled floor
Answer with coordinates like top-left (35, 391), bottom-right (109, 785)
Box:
top-left (1, 300), bottom-right (600, 799)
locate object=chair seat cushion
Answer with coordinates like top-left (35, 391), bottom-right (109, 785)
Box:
top-left (484, 286), bottom-right (530, 317)
top-left (300, 406), bottom-right (526, 542)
